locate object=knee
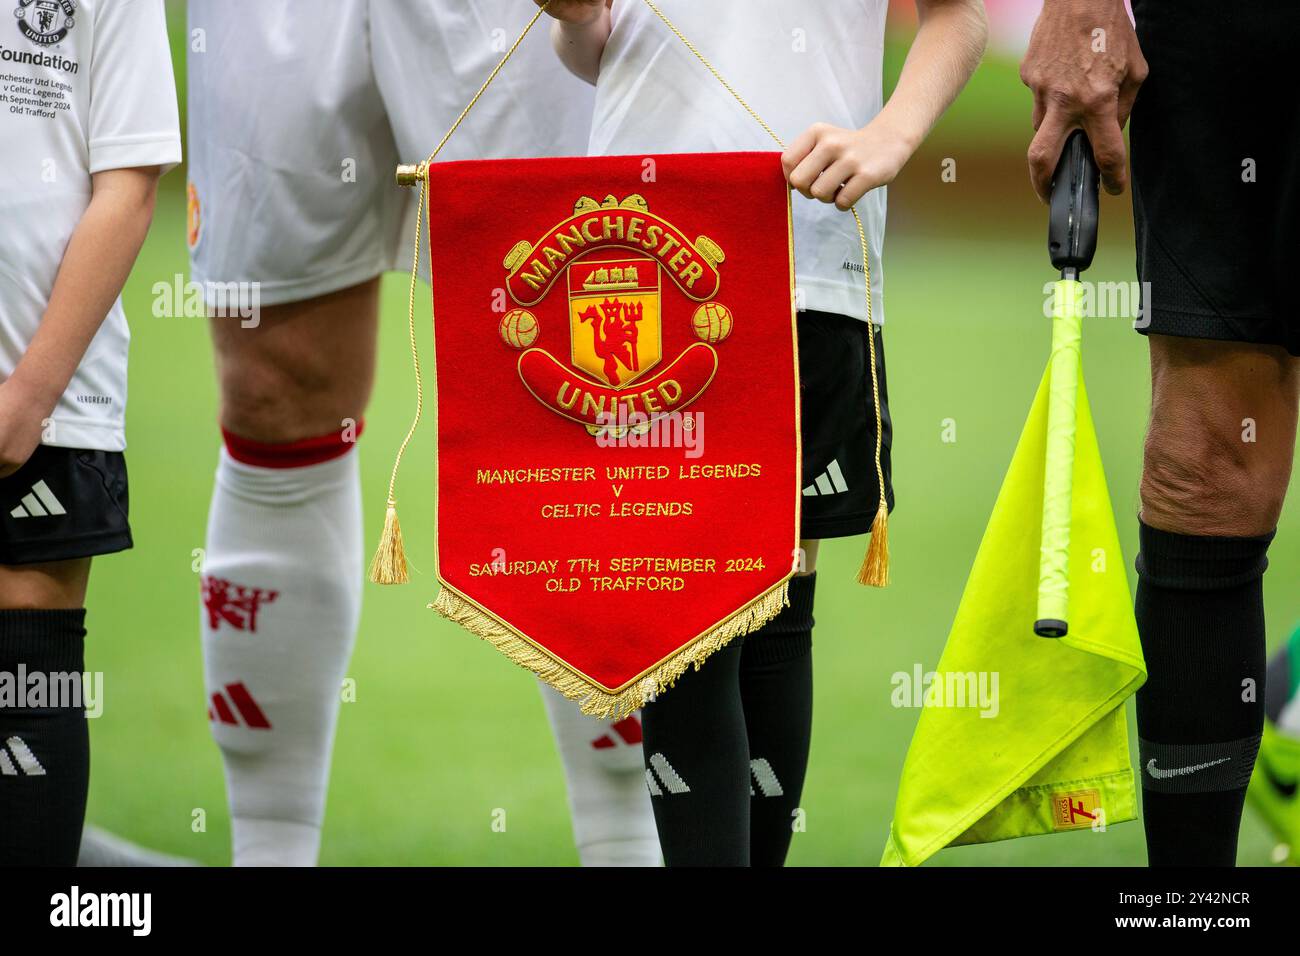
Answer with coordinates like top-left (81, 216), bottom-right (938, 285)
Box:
top-left (215, 343), bottom-right (348, 443)
top-left (1141, 426), bottom-right (1286, 536)
top-left (218, 360), bottom-right (293, 442)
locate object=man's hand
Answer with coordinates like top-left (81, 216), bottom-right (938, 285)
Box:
top-left (782, 120), bottom-right (914, 211)
top-left (1020, 0), bottom-right (1147, 202)
top-left (536, 0), bottom-right (607, 25)
top-left (0, 381), bottom-right (50, 478)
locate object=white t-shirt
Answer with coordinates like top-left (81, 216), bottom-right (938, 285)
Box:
top-left (589, 0), bottom-right (888, 324)
top-left (0, 0), bottom-right (181, 452)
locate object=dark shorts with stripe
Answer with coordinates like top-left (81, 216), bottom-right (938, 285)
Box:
top-left (1130, 0), bottom-right (1300, 355)
top-left (797, 311), bottom-right (894, 539)
top-left (0, 445), bottom-right (132, 565)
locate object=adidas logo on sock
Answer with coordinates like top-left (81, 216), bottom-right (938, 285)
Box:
top-left (802, 459), bottom-right (848, 497)
top-left (207, 682), bottom-right (272, 730)
top-left (645, 752), bottom-right (690, 796)
top-left (642, 755), bottom-right (784, 797)
top-left (592, 715), bottom-right (643, 750)
top-left (9, 480), bottom-right (66, 519)
top-left (0, 736), bottom-right (46, 776)
top-left (750, 757), bottom-right (784, 797)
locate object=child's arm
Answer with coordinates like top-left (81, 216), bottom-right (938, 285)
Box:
top-left (784, 0), bottom-right (988, 210)
top-left (541, 0), bottom-right (612, 85)
top-left (0, 166), bottom-right (162, 476)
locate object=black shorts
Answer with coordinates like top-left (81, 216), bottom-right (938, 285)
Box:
top-left (1130, 0), bottom-right (1299, 355)
top-left (0, 445), bottom-right (132, 565)
top-left (797, 310), bottom-right (894, 539)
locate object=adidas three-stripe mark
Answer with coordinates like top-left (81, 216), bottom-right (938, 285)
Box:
top-left (9, 480), bottom-right (66, 519)
top-left (645, 755), bottom-right (786, 797)
top-left (645, 753), bottom-right (690, 795)
top-left (802, 459), bottom-right (848, 497)
top-left (0, 737), bottom-right (46, 776)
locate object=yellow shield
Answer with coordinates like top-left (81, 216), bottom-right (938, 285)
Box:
top-left (568, 254), bottom-right (662, 388)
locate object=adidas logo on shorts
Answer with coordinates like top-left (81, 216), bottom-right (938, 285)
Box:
top-left (8, 480), bottom-right (67, 519)
top-left (0, 736), bottom-right (46, 776)
top-left (802, 459), bottom-right (849, 497)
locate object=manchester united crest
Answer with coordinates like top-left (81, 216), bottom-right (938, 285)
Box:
top-left (501, 194), bottom-right (734, 434)
top-left (14, 0), bottom-right (75, 46)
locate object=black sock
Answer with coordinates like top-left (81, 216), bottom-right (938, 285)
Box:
top-left (0, 609), bottom-right (90, 866)
top-left (741, 573), bottom-right (814, 867)
top-left (640, 640), bottom-right (749, 866)
top-left (1134, 522), bottom-right (1268, 867)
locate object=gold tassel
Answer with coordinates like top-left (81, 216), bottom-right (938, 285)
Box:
top-left (847, 207), bottom-right (889, 588)
top-left (432, 580), bottom-right (789, 719)
top-left (858, 501), bottom-right (890, 587)
top-left (369, 173), bottom-right (427, 587)
top-left (368, 499), bottom-right (410, 585)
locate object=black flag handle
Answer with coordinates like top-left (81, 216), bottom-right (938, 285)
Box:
top-left (1047, 130), bottom-right (1100, 279)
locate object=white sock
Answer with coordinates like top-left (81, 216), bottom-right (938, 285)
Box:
top-left (201, 444), bottom-right (362, 867)
top-left (538, 682), bottom-right (662, 867)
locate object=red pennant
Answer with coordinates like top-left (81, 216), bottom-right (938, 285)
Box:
top-left (427, 152), bottom-right (799, 716)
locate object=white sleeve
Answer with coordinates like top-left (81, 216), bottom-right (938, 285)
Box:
top-left (87, 0), bottom-right (182, 175)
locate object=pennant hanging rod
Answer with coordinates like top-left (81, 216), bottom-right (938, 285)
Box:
top-left (396, 164), bottom-right (423, 188)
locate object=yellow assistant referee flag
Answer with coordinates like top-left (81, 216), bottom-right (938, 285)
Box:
top-left (881, 313), bottom-right (1146, 865)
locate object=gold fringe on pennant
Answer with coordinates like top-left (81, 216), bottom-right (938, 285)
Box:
top-left (368, 499), bottom-right (410, 585)
top-left (858, 501), bottom-right (890, 588)
top-left (431, 580), bottom-right (791, 719)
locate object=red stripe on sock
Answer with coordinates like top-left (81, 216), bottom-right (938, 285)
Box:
top-left (210, 693), bottom-right (236, 725)
top-left (612, 715), bottom-right (643, 745)
top-left (225, 682), bottom-right (272, 729)
top-left (222, 422), bottom-right (364, 469)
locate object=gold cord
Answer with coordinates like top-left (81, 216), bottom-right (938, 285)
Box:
top-left (375, 0), bottom-right (888, 586)
top-left (386, 180), bottom-right (426, 513)
top-left (422, 4), bottom-right (554, 170)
